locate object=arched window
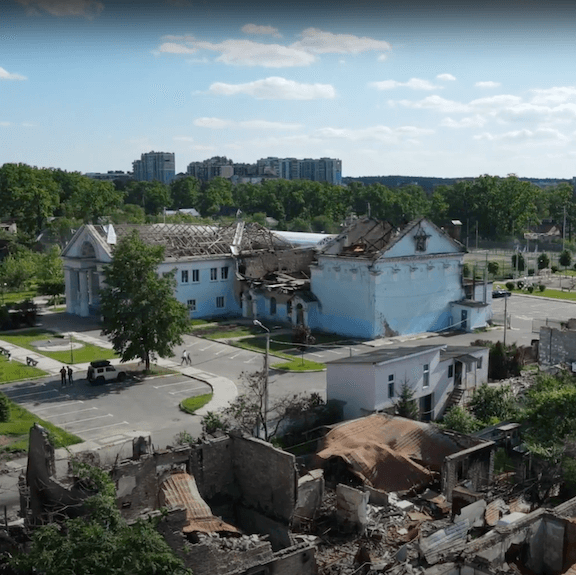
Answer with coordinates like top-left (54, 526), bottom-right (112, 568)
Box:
top-left (81, 241), bottom-right (96, 259)
top-left (287, 299), bottom-right (293, 316)
top-left (270, 297), bottom-right (277, 315)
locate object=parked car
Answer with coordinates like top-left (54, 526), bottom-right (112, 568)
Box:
top-left (87, 360), bottom-right (127, 385)
top-left (492, 289), bottom-right (511, 298)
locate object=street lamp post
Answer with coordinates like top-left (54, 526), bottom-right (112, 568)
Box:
top-left (69, 334), bottom-right (74, 364)
top-left (253, 319), bottom-right (269, 440)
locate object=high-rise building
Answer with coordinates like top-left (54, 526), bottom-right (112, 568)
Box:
top-left (132, 151), bottom-right (175, 184)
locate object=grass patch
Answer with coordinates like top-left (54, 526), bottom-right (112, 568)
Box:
top-left (273, 358), bottom-right (326, 371)
top-left (190, 319), bottom-right (211, 326)
top-left (230, 338), bottom-right (292, 359)
top-left (0, 329), bottom-right (117, 364)
top-left (204, 326), bottom-right (259, 340)
top-left (0, 356), bottom-right (46, 384)
top-left (180, 393), bottom-right (213, 415)
top-left (0, 398), bottom-right (83, 453)
top-left (523, 288), bottom-right (576, 301)
top-left (1, 290), bottom-right (37, 305)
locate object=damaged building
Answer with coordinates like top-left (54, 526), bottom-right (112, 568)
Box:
top-left (62, 216), bottom-right (492, 338)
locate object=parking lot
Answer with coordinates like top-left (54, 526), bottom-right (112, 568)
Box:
top-left (2, 374), bottom-right (211, 446)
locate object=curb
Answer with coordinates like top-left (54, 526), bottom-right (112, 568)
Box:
top-left (509, 293), bottom-right (576, 304)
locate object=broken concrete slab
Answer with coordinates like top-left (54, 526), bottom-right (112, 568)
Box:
top-left (336, 483), bottom-right (369, 534)
top-left (294, 469), bottom-right (324, 529)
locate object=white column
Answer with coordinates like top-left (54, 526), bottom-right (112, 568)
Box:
top-left (64, 268), bottom-right (73, 314)
top-left (79, 271), bottom-right (89, 317)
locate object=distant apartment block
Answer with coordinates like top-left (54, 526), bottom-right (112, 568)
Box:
top-left (186, 156), bottom-right (342, 185)
top-left (85, 171), bottom-right (133, 183)
top-left (132, 151), bottom-right (175, 184)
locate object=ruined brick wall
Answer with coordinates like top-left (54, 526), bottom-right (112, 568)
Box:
top-left (265, 544), bottom-right (317, 575)
top-left (112, 456), bottom-right (158, 521)
top-left (189, 436), bottom-right (235, 502)
top-left (539, 326), bottom-right (576, 366)
top-left (442, 442), bottom-right (494, 502)
top-left (239, 249), bottom-right (315, 279)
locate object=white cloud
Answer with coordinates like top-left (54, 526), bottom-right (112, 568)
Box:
top-left (370, 78), bottom-right (440, 91)
top-left (315, 124), bottom-right (433, 143)
top-left (377, 54), bottom-right (387, 62)
top-left (173, 136), bottom-right (195, 142)
top-left (208, 77), bottom-right (335, 100)
top-left (529, 86), bottom-right (576, 105)
top-left (437, 73), bottom-right (456, 81)
top-left (191, 144), bottom-right (216, 151)
top-left (0, 122), bottom-right (11, 127)
top-left (0, 67), bottom-right (27, 81)
top-left (396, 95), bottom-right (470, 113)
top-left (158, 42), bottom-right (197, 55)
top-left (475, 81), bottom-right (501, 88)
top-left (194, 117), bottom-right (229, 129)
top-left (441, 115), bottom-right (487, 128)
top-left (292, 28), bottom-right (391, 55)
top-left (241, 24), bottom-right (281, 38)
top-left (159, 37), bottom-right (315, 67)
top-left (21, 122), bottom-right (35, 127)
top-left (474, 128), bottom-right (568, 142)
top-left (15, 0), bottom-right (103, 18)
top-left (469, 94), bottom-right (523, 108)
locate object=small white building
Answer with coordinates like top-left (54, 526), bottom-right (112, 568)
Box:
top-left (326, 344), bottom-right (489, 422)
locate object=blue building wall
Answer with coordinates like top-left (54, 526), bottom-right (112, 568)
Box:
top-left (159, 257), bottom-right (241, 319)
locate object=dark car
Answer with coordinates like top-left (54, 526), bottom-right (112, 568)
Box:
top-left (492, 289), bottom-right (511, 298)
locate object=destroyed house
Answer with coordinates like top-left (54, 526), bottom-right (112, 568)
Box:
top-left (62, 217), bottom-right (492, 338)
top-left (314, 414), bottom-right (494, 501)
top-left (326, 344), bottom-right (489, 421)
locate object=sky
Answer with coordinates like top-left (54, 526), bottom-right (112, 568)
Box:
top-left (3, 0), bottom-right (576, 179)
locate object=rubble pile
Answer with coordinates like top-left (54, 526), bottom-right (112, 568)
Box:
top-left (195, 532), bottom-right (267, 552)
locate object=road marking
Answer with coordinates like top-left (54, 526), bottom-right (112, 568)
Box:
top-left (74, 421), bottom-right (130, 434)
top-left (326, 349), bottom-right (342, 355)
top-left (309, 352), bottom-right (323, 357)
top-left (199, 343), bottom-right (217, 351)
top-left (64, 414), bottom-right (112, 426)
top-left (153, 380), bottom-right (195, 389)
top-left (48, 407), bottom-right (98, 418)
top-left (230, 351), bottom-right (247, 359)
top-left (187, 342), bottom-right (199, 347)
top-left (243, 356), bottom-right (257, 364)
top-left (169, 385), bottom-right (209, 395)
top-left (33, 400), bottom-right (85, 412)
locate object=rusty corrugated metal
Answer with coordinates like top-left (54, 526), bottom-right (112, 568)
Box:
top-left (317, 414), bottom-right (468, 492)
top-left (160, 472), bottom-right (239, 534)
top-left (485, 499), bottom-right (506, 527)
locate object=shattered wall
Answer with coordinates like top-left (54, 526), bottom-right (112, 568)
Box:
top-left (441, 441), bottom-right (494, 502)
top-left (239, 248), bottom-right (315, 279)
top-left (539, 326), bottom-right (576, 366)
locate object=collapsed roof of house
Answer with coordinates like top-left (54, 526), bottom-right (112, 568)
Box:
top-left (92, 221), bottom-right (294, 260)
top-left (316, 414), bottom-right (488, 493)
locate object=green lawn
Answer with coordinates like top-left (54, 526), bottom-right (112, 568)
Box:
top-left (273, 358), bottom-right (326, 371)
top-left (0, 356), bottom-right (47, 384)
top-left (521, 288), bottom-right (576, 301)
top-left (230, 337), bottom-right (293, 359)
top-left (180, 393), bottom-right (213, 415)
top-left (0, 329), bottom-right (117, 364)
top-left (1, 290), bottom-right (37, 305)
top-left (0, 398), bottom-right (83, 452)
top-left (204, 326), bottom-right (260, 340)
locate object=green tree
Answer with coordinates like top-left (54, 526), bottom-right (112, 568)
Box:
top-left (469, 382), bottom-right (519, 424)
top-left (560, 249), bottom-right (572, 269)
top-left (537, 252), bottom-right (550, 270)
top-left (511, 252), bottom-right (525, 272)
top-left (487, 261), bottom-right (499, 276)
top-left (99, 231), bottom-right (190, 371)
top-left (10, 461), bottom-right (191, 575)
top-left (36, 245), bottom-right (65, 302)
top-left (0, 249), bottom-right (38, 291)
top-left (441, 406), bottom-right (481, 434)
top-left (395, 382), bottom-right (419, 420)
top-left (200, 177), bottom-right (234, 215)
top-left (170, 176), bottom-right (200, 210)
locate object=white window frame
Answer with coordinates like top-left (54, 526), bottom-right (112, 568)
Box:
top-left (210, 267), bottom-right (218, 281)
top-left (448, 364), bottom-right (454, 378)
top-left (192, 269), bottom-right (200, 283)
top-left (221, 266), bottom-right (229, 280)
top-left (181, 269), bottom-right (189, 284)
top-left (423, 364), bottom-right (430, 388)
top-left (187, 299), bottom-right (196, 311)
top-left (388, 373), bottom-right (395, 398)
top-left (216, 296), bottom-right (225, 309)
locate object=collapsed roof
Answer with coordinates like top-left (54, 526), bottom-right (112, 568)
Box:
top-left (316, 414), bottom-right (483, 493)
top-left (91, 221), bottom-right (294, 260)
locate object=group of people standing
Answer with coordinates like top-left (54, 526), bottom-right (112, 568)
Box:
top-left (60, 366), bottom-right (73, 387)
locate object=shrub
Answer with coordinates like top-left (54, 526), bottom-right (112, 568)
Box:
top-left (537, 252), bottom-right (550, 270)
top-left (527, 285), bottom-right (534, 293)
top-left (552, 265), bottom-right (559, 273)
top-left (539, 284), bottom-right (546, 292)
top-left (442, 406), bottom-right (481, 434)
top-left (511, 253), bottom-right (525, 272)
top-left (487, 261), bottom-right (499, 276)
top-left (463, 263), bottom-right (470, 277)
top-left (0, 393), bottom-right (9, 422)
top-left (517, 280), bottom-right (524, 289)
top-left (505, 281), bottom-right (515, 291)
top-left (560, 249), bottom-right (572, 269)
top-left (528, 268), bottom-right (535, 276)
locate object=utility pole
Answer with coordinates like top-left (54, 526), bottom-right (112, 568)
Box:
top-left (476, 221), bottom-right (479, 250)
top-left (503, 294), bottom-right (508, 346)
top-left (253, 320), bottom-right (269, 440)
top-left (563, 205), bottom-right (567, 252)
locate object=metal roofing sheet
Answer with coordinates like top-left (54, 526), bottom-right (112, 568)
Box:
top-left (160, 472), bottom-right (239, 534)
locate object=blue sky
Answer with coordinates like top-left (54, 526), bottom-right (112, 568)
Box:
top-left (3, 0), bottom-right (576, 178)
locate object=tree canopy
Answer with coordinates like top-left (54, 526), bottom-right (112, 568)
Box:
top-left (99, 231), bottom-right (190, 370)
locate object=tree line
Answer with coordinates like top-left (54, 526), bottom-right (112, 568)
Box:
top-left (1, 163), bottom-right (574, 241)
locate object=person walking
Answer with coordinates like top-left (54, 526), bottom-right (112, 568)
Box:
top-left (67, 366), bottom-right (73, 386)
top-left (181, 349), bottom-right (188, 365)
top-left (187, 351), bottom-right (192, 365)
top-left (60, 366), bottom-right (67, 387)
